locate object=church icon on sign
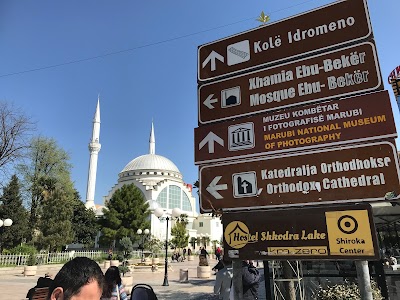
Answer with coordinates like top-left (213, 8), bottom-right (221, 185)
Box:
top-left (232, 171), bottom-right (257, 198)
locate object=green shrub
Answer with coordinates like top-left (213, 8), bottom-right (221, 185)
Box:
top-left (118, 265), bottom-right (130, 276)
top-left (7, 244), bottom-right (37, 255)
top-left (115, 253), bottom-right (124, 262)
top-left (95, 253), bottom-right (109, 263)
top-left (119, 237), bottom-right (133, 260)
top-left (147, 237), bottom-right (163, 257)
top-left (26, 253), bottom-right (37, 266)
top-left (313, 280), bottom-right (383, 300)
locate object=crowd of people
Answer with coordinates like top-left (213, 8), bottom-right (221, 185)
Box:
top-left (210, 246), bottom-right (261, 299)
top-left (213, 258), bottom-right (261, 300)
top-left (26, 257), bottom-right (128, 300)
top-left (26, 247), bottom-right (262, 300)
top-left (171, 248), bottom-right (193, 262)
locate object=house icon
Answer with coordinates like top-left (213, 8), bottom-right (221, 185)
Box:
top-left (232, 171), bottom-right (257, 198)
top-left (225, 221), bottom-right (249, 249)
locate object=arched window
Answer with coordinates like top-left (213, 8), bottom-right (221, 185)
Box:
top-left (182, 192), bottom-right (192, 211)
top-left (155, 185), bottom-right (193, 212)
top-left (168, 185), bottom-right (180, 209)
top-left (157, 188), bottom-right (167, 208)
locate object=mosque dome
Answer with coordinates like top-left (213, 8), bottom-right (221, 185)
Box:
top-left (121, 154), bottom-right (180, 174)
top-left (118, 122), bottom-right (183, 181)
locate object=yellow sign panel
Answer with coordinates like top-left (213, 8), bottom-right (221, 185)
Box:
top-left (325, 210), bottom-right (375, 256)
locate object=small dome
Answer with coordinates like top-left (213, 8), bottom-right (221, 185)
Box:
top-left (121, 154), bottom-right (181, 174)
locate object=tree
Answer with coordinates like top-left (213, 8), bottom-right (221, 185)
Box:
top-left (18, 136), bottom-right (74, 240)
top-left (98, 183), bottom-right (150, 248)
top-left (71, 191), bottom-right (98, 247)
top-left (171, 213), bottom-right (189, 251)
top-left (0, 101), bottom-right (35, 179)
top-left (36, 180), bottom-right (74, 251)
top-left (203, 235), bottom-right (211, 247)
top-left (119, 236), bottom-right (133, 260)
top-left (189, 237), bottom-right (197, 250)
top-left (119, 237), bottom-right (133, 276)
top-left (146, 236), bottom-right (163, 257)
top-left (0, 175), bottom-right (29, 251)
top-left (211, 239), bottom-right (219, 252)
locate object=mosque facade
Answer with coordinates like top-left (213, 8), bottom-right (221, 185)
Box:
top-left (85, 99), bottom-right (222, 250)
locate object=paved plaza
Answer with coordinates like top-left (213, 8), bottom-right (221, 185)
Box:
top-left (0, 259), bottom-right (267, 300)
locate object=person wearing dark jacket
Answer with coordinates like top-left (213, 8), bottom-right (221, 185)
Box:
top-left (242, 260), bottom-right (260, 299)
top-left (26, 273), bottom-right (53, 300)
top-left (212, 257), bottom-right (225, 275)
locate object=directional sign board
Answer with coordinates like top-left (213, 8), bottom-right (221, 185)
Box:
top-left (198, 42), bottom-right (382, 124)
top-left (222, 205), bottom-right (379, 260)
top-left (198, 0), bottom-right (372, 81)
top-left (195, 90), bottom-right (396, 164)
top-left (199, 141), bottom-right (400, 212)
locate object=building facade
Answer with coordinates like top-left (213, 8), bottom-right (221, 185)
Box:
top-left (85, 101), bottom-right (222, 250)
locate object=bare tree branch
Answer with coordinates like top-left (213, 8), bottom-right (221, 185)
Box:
top-left (0, 101), bottom-right (36, 176)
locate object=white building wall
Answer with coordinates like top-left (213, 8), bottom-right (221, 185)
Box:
top-left (101, 177), bottom-right (199, 249)
top-left (192, 214), bottom-right (223, 250)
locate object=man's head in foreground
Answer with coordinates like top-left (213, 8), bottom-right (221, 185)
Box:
top-left (47, 257), bottom-right (105, 300)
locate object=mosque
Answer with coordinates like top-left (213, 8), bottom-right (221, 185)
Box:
top-left (84, 98), bottom-right (222, 250)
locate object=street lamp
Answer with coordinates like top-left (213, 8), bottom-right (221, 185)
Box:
top-left (0, 218), bottom-right (13, 252)
top-left (154, 207), bottom-right (182, 286)
top-left (136, 228), bottom-right (150, 262)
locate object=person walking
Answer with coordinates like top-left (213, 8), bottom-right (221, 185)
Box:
top-left (214, 258), bottom-right (233, 300)
top-left (215, 246), bottom-right (222, 261)
top-left (107, 248), bottom-right (113, 260)
top-left (242, 260), bottom-right (260, 300)
top-left (183, 248), bottom-right (187, 260)
top-left (212, 257), bottom-right (225, 275)
top-left (199, 247), bottom-right (209, 266)
top-left (101, 266), bottom-right (128, 300)
top-left (200, 247), bottom-right (209, 257)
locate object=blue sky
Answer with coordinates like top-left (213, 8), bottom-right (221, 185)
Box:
top-left (0, 0), bottom-right (398, 209)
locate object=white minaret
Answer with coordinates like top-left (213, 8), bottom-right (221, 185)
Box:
top-left (149, 121), bottom-right (155, 154)
top-left (85, 97), bottom-right (101, 210)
